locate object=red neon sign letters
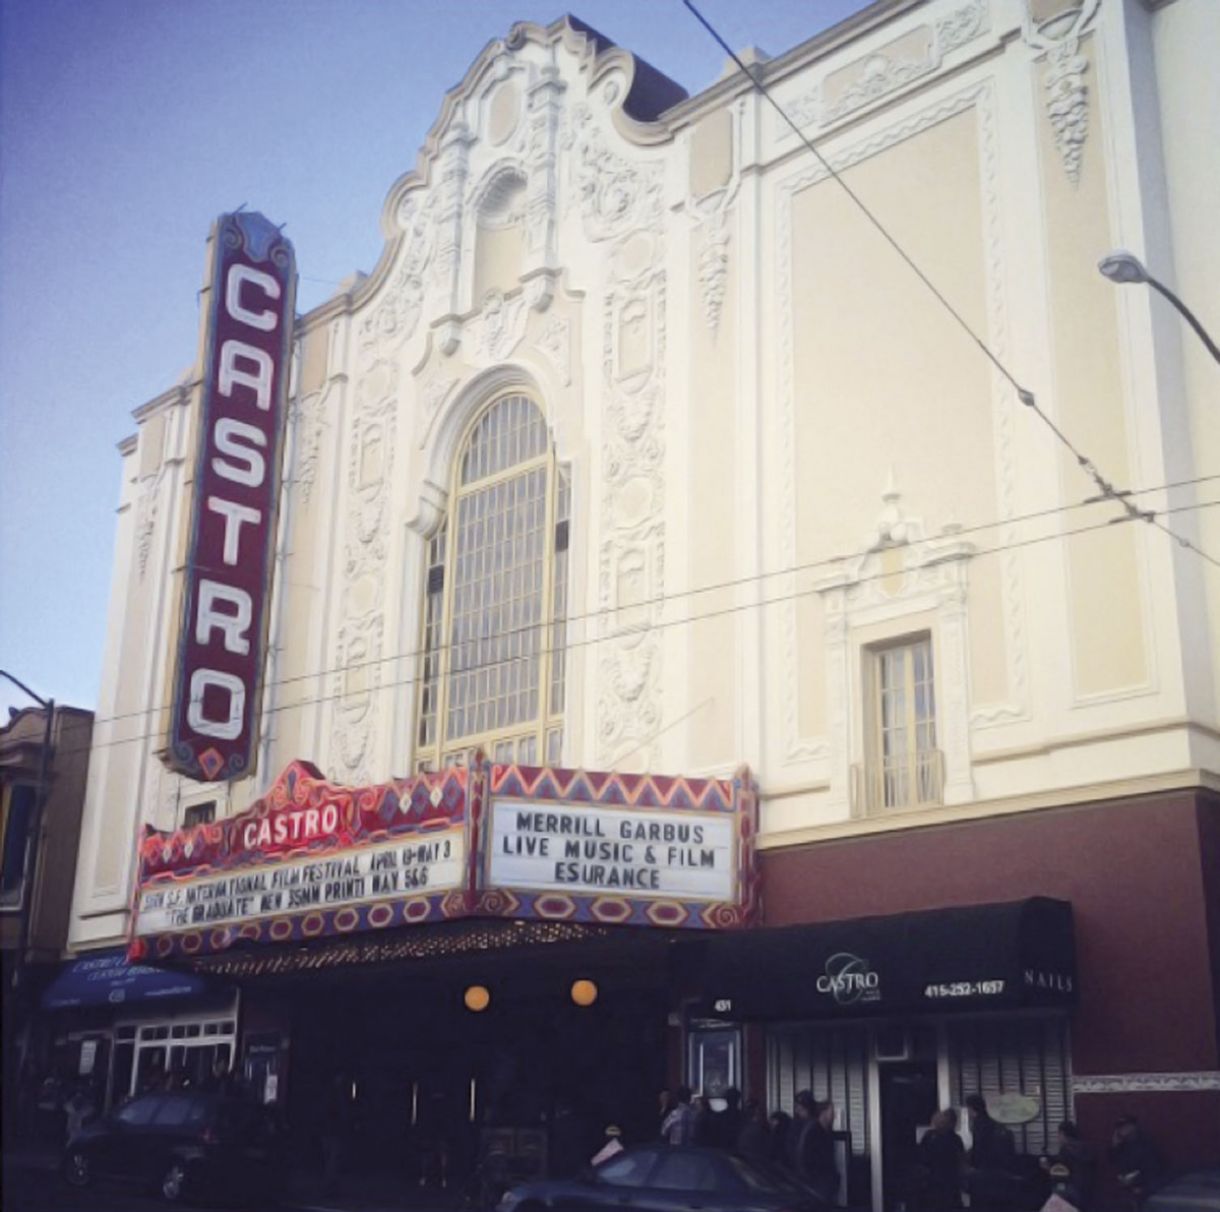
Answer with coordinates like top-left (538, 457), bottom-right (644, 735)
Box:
top-left (168, 212), bottom-right (296, 782)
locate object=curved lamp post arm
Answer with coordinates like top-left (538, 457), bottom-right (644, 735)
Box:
top-left (1144, 276), bottom-right (1220, 366)
top-left (1099, 251), bottom-right (1220, 366)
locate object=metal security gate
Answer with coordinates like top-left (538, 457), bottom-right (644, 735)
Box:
top-left (947, 1015), bottom-right (1072, 1155)
top-left (766, 1023), bottom-right (871, 1156)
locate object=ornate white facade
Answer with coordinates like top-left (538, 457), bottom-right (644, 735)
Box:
top-left (70, 0), bottom-right (1220, 950)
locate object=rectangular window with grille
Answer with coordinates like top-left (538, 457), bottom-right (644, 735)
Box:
top-left (860, 635), bottom-right (943, 812)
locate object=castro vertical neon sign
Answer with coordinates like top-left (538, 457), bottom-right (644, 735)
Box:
top-left (168, 212), bottom-right (296, 782)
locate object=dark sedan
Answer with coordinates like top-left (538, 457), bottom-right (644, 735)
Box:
top-left (497, 1145), bottom-right (826, 1212)
top-left (61, 1090), bottom-right (278, 1204)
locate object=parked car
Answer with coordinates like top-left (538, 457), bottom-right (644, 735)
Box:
top-left (1146, 1171), bottom-right (1220, 1212)
top-left (61, 1090), bottom-right (279, 1204)
top-left (497, 1145), bottom-right (827, 1212)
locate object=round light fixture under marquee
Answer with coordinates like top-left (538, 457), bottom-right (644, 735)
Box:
top-left (570, 978), bottom-right (598, 1007)
top-left (464, 984), bottom-right (491, 1012)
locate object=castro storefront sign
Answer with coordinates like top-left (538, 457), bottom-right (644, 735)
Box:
top-left (168, 211), bottom-right (296, 782)
top-left (129, 760), bottom-right (760, 961)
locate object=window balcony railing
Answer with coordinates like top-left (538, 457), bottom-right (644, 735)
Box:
top-left (851, 748), bottom-right (945, 814)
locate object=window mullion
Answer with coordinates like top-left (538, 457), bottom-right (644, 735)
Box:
top-left (904, 646), bottom-right (919, 770)
top-left (434, 494), bottom-right (461, 758)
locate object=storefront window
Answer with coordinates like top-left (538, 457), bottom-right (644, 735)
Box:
top-left (0, 783), bottom-right (36, 904)
top-left (416, 394), bottom-right (570, 770)
top-left (121, 1013), bottom-right (237, 1099)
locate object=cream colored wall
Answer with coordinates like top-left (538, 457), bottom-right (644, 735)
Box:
top-left (1152, 0), bottom-right (1220, 727)
top-left (473, 223), bottom-right (525, 302)
top-left (1038, 39), bottom-right (1148, 699)
top-left (787, 107), bottom-right (1002, 726)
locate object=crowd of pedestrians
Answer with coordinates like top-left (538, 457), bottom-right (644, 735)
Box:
top-left (644, 1087), bottom-right (1168, 1212)
top-left (657, 1084), bottom-right (842, 1198)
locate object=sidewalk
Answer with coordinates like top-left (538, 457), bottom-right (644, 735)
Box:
top-left (284, 1174), bottom-right (468, 1212)
top-left (1, 1146), bottom-right (471, 1212)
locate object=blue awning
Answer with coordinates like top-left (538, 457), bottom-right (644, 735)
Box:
top-left (41, 948), bottom-right (208, 1009)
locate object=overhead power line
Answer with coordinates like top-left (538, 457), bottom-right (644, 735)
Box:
top-left (75, 472), bottom-right (1220, 736)
top-left (60, 496), bottom-right (1220, 763)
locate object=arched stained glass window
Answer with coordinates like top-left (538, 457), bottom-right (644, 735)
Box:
top-left (416, 393), bottom-right (570, 769)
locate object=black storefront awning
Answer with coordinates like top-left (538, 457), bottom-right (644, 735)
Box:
top-left (699, 897), bottom-right (1075, 1021)
top-left (41, 948), bottom-right (211, 1010)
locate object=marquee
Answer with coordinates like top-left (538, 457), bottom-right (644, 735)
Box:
top-left (129, 760), bottom-right (759, 962)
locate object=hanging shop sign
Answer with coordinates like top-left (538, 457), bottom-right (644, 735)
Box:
top-left (129, 760), bottom-right (759, 962)
top-left (167, 211), bottom-right (296, 783)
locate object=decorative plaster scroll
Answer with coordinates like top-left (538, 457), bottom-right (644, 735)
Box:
top-left (685, 102), bottom-right (744, 335)
top-left (332, 612), bottom-right (384, 783)
top-left (565, 103), bottom-right (664, 243)
top-left (134, 472), bottom-right (164, 581)
top-left (598, 263), bottom-right (667, 768)
top-left (814, 480), bottom-right (977, 813)
top-left (778, 82), bottom-right (1028, 762)
top-left (1025, 0), bottom-right (1100, 185)
top-left (937, 0), bottom-right (990, 54)
top-left (469, 287), bottom-right (529, 363)
top-left (973, 80), bottom-right (1028, 727)
top-left (290, 385), bottom-right (331, 507)
top-left (418, 375), bottom-right (459, 447)
top-left (331, 358), bottom-right (398, 783)
top-left (362, 193), bottom-right (436, 354)
top-left (537, 314), bottom-right (572, 385)
top-left (822, 30), bottom-right (939, 126)
top-left (468, 164), bottom-right (527, 228)
top-left (1074, 1071), bottom-right (1220, 1095)
top-left (778, 0), bottom-right (989, 136)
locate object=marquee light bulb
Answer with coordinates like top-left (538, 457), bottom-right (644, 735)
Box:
top-left (464, 984), bottom-right (491, 1012)
top-left (570, 978), bottom-right (598, 1007)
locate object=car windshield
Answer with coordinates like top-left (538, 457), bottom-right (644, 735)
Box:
top-left (115, 1096), bottom-right (160, 1127)
top-left (725, 1154), bottom-right (809, 1195)
top-left (595, 1149), bottom-right (659, 1188)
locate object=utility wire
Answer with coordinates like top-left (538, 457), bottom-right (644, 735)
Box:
top-left (75, 471), bottom-right (1220, 735)
top-left (680, 0), bottom-right (1220, 565)
top-left (61, 497), bottom-right (1220, 763)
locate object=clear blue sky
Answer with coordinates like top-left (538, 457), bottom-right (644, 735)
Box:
top-left (0, 0), bottom-right (868, 718)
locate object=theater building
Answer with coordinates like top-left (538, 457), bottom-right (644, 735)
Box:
top-left (62, 1), bottom-right (1218, 1208)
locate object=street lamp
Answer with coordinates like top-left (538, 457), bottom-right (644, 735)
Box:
top-left (1098, 250), bottom-right (1220, 365)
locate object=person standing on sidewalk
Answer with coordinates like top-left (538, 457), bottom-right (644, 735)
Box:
top-left (661, 1086), bottom-right (695, 1145)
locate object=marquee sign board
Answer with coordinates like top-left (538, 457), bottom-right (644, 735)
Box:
top-left (489, 801), bottom-right (735, 902)
top-left (473, 764), bottom-right (758, 931)
top-left (129, 761), bottom-right (759, 962)
top-left (130, 761), bottom-right (474, 962)
top-left (167, 211), bottom-right (296, 782)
